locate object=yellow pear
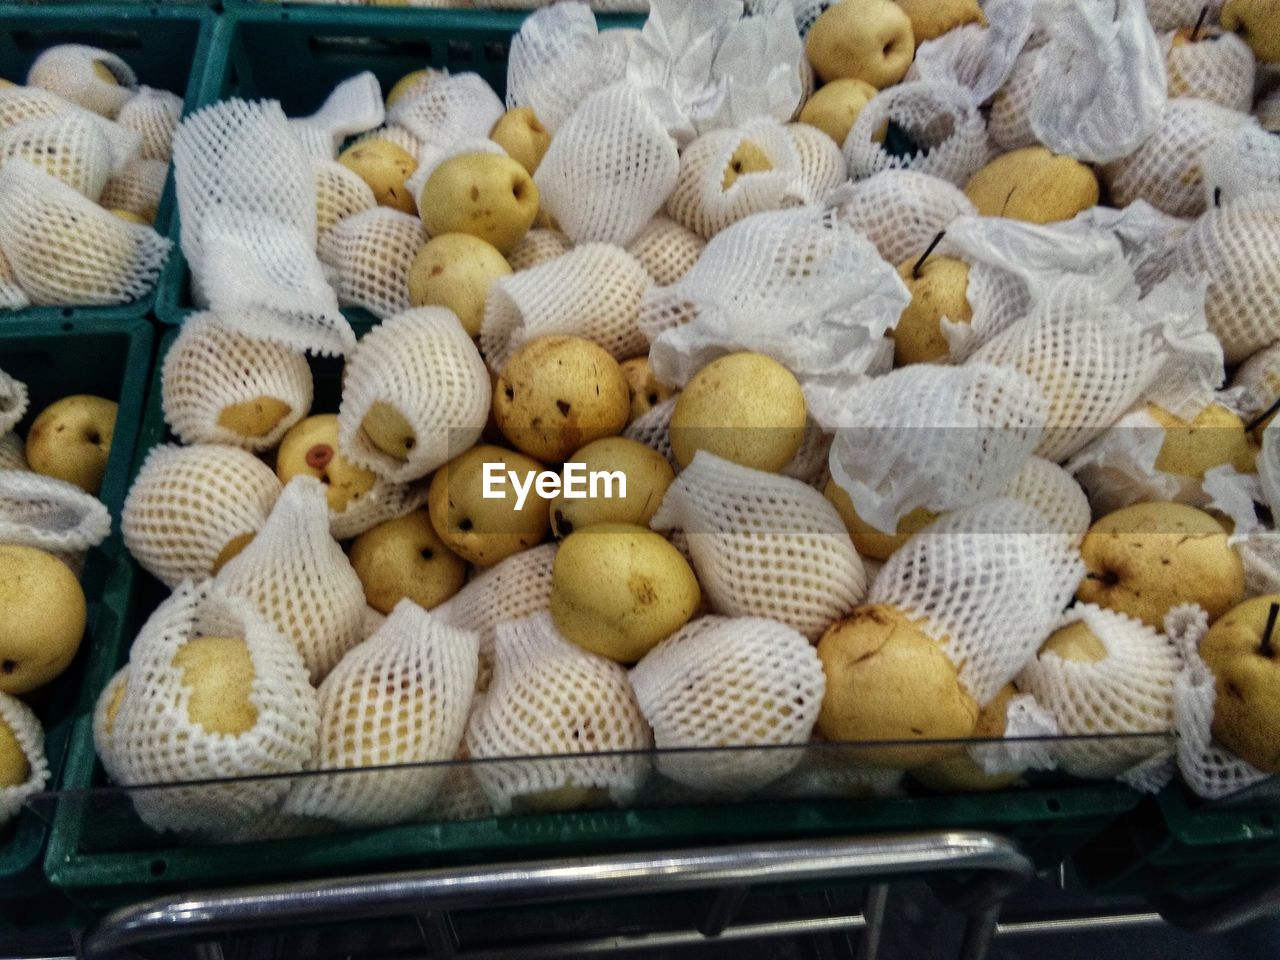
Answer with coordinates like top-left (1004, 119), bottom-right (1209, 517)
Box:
top-left (24, 394), bottom-right (117, 495)
top-left (349, 509), bottom-right (468, 614)
top-left (1076, 502), bottom-right (1244, 629)
top-left (385, 68), bottom-right (439, 108)
top-left (964, 147), bottom-right (1100, 224)
top-left (817, 604), bottom-right (978, 767)
top-left (512, 784), bottom-right (610, 813)
top-left (0, 79), bottom-right (15, 89)
top-left (620, 357), bottom-right (677, 421)
top-left (670, 352), bottom-right (807, 472)
top-left (418, 153), bottom-right (539, 254)
top-left (102, 674), bottom-right (127, 737)
top-left (276, 414), bottom-right (377, 513)
top-left (911, 684), bottom-right (1020, 792)
top-left (895, 0), bottom-right (985, 42)
top-left (1148, 403), bottom-right (1256, 478)
top-left (108, 208), bottom-right (151, 226)
top-left (798, 78), bottom-right (883, 147)
top-left (0, 545), bottom-right (86, 695)
top-left (90, 61), bottom-right (119, 85)
top-left (1221, 0), bottom-right (1280, 63)
top-left (490, 107), bottom-right (552, 175)
top-left (721, 140), bottom-right (774, 189)
top-left (1040, 620), bottom-right (1108, 664)
top-left (1201, 595), bottom-right (1280, 772)
top-left (337, 138), bottom-right (418, 215)
top-left (806, 0), bottom-right (917, 89)
top-left (0, 713), bottom-right (29, 788)
top-left (550, 437), bottom-right (675, 537)
top-left (551, 522), bottom-right (701, 663)
top-left (359, 401), bottom-right (417, 463)
top-left (172, 636), bottom-right (258, 735)
top-left (212, 532), bottom-right (254, 576)
top-left (427, 444), bottom-right (550, 566)
top-left (893, 254), bottom-right (972, 365)
top-left (824, 478), bottom-right (937, 560)
top-left (217, 397), bottom-right (293, 439)
top-left (407, 232), bottom-right (512, 337)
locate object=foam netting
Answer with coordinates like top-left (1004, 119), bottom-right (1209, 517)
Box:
top-left (290, 72), bottom-right (385, 162)
top-left (1259, 88), bottom-right (1280, 133)
top-left (425, 759), bottom-right (495, 824)
top-left (433, 542), bottom-right (557, 691)
top-left (162, 312), bottom-right (313, 453)
top-left (215, 476), bottom-right (366, 684)
top-left (827, 170), bottom-right (977, 267)
top-left (505, 2), bottom-right (633, 133)
top-left (622, 394), bottom-right (678, 468)
top-left (0, 470), bottom-right (111, 554)
top-left (844, 81), bottom-right (992, 187)
top-left (117, 86), bottom-right (183, 163)
top-left (1202, 123), bottom-right (1280, 210)
top-left (1166, 603), bottom-right (1271, 799)
top-left (1002, 455), bottom-right (1092, 541)
top-left (1145, 0), bottom-right (1224, 30)
top-left (387, 72), bottom-right (503, 155)
top-left (123, 443), bottom-right (282, 589)
top-left (665, 119), bottom-right (805, 240)
top-left (643, 206), bottom-right (905, 388)
top-left (337, 307), bottom-right (491, 483)
top-left (535, 81), bottom-right (680, 247)
top-left (174, 98), bottom-right (353, 357)
top-left (98, 158), bottom-right (167, 220)
top-left (630, 615), bottom-right (825, 794)
top-left (465, 611), bottom-right (651, 813)
top-left (0, 690), bottom-right (48, 826)
top-left (27, 45), bottom-right (137, 118)
top-left (104, 581), bottom-right (319, 835)
top-left (1234, 529), bottom-right (1280, 599)
top-left (1101, 98), bottom-right (1249, 219)
top-left (317, 207), bottom-right (426, 320)
top-left (1163, 30), bottom-right (1255, 112)
top-left (284, 601), bottom-right (480, 827)
top-left (1173, 191), bottom-right (1280, 365)
top-left (480, 243), bottom-right (652, 371)
top-left (0, 244), bottom-right (26, 309)
top-left (782, 417), bottom-right (834, 489)
top-left (327, 474), bottom-right (429, 544)
top-left (988, 45), bottom-right (1041, 152)
top-left (0, 112), bottom-right (115, 199)
top-left (808, 363), bottom-right (1048, 536)
top-left (625, 216), bottom-right (706, 287)
top-left (869, 498), bottom-right (1085, 706)
top-left (352, 123), bottom-right (422, 160)
top-left (0, 159), bottom-right (169, 306)
top-left (1016, 603), bottom-right (1180, 781)
top-left (0, 86), bottom-right (66, 131)
top-left (1069, 200), bottom-right (1191, 296)
top-left (0, 434), bottom-right (26, 471)
top-left (650, 452), bottom-right (866, 641)
top-left (0, 368), bottom-right (27, 436)
top-left (91, 666), bottom-right (129, 785)
top-left (314, 160), bottom-right (376, 239)
top-left (508, 228), bottom-right (573, 272)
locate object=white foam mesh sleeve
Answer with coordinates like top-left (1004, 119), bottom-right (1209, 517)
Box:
top-left (480, 244), bottom-right (651, 371)
top-left (828, 171), bottom-right (977, 267)
top-left (317, 207), bottom-right (425, 320)
top-left (645, 206), bottom-right (905, 388)
top-left (106, 581), bottom-right (319, 834)
top-left (0, 245), bottom-right (27, 310)
top-left (353, 123), bottom-right (422, 160)
top-left (215, 476), bottom-right (366, 684)
top-left (117, 86), bottom-right (183, 162)
top-left (161, 312), bottom-right (313, 452)
top-left (622, 395), bottom-right (678, 469)
top-left (0, 691), bottom-right (48, 826)
top-left (1002, 455), bottom-right (1091, 542)
top-left (630, 615), bottom-right (825, 794)
top-left (0, 470), bottom-right (111, 554)
top-left (123, 444), bottom-right (281, 589)
top-left (508, 228), bottom-right (573, 272)
top-left (0, 434), bottom-right (26, 472)
top-left (650, 452), bottom-right (866, 641)
top-left (0, 368), bottom-right (27, 437)
top-left (1202, 123), bottom-right (1280, 210)
top-left (466, 612), bottom-right (650, 813)
top-left (787, 122), bottom-right (847, 204)
top-left (535, 82), bottom-right (680, 247)
top-left (27, 45), bottom-right (136, 118)
top-left (98, 158), bottom-right (167, 220)
top-left (808, 363), bottom-right (1047, 534)
top-left (291, 72), bottom-right (384, 161)
top-left (0, 159), bottom-right (169, 306)
top-left (388, 72), bottom-right (504, 154)
top-left (327, 476), bottom-right (429, 544)
top-left (284, 601), bottom-right (479, 826)
top-left (338, 307), bottom-right (491, 483)
top-left (988, 46), bottom-right (1042, 152)
top-left (1163, 31), bottom-right (1255, 112)
top-left (1146, 0), bottom-right (1224, 29)
top-left (174, 99), bottom-right (353, 357)
top-left (0, 112), bottom-right (114, 199)
top-left (625, 217), bottom-right (704, 287)
top-left (870, 498), bottom-right (1085, 705)
top-left (314, 160), bottom-right (376, 239)
top-left (1017, 603), bottom-right (1179, 779)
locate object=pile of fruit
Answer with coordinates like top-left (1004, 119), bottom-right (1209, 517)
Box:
top-left (0, 44), bottom-right (177, 310)
top-left (0, 367), bottom-right (116, 826)
top-left (80, 0), bottom-right (1280, 837)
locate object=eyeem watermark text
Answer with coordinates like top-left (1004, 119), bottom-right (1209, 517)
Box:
top-left (482, 462), bottom-right (626, 510)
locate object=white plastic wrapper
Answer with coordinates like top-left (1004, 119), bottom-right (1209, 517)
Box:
top-left (968, 694), bottom-right (1061, 778)
top-left (1234, 529), bottom-right (1280, 599)
top-left (1202, 122), bottom-right (1280, 209)
top-left (644, 206), bottom-right (907, 388)
top-left (1067, 200), bottom-right (1190, 294)
top-left (0, 470), bottom-right (111, 555)
top-left (1145, 0), bottom-right (1224, 31)
top-left (1029, 0), bottom-right (1167, 162)
top-left (0, 367), bottom-right (27, 437)
top-left (1259, 416), bottom-right (1280, 523)
top-left (907, 0), bottom-right (1036, 105)
top-left (289, 72), bottom-right (384, 160)
top-left (827, 171), bottom-right (976, 267)
top-left (807, 363), bottom-right (1047, 536)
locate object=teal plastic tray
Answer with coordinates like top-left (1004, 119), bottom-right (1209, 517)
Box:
top-left (0, 316), bottom-right (152, 897)
top-left (0, 3), bottom-right (215, 327)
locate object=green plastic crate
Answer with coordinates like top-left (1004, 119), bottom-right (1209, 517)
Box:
top-left (0, 3), bottom-right (216, 327)
top-left (39, 325), bottom-right (1149, 903)
top-left (0, 316), bottom-right (152, 897)
top-left (154, 3), bottom-right (643, 324)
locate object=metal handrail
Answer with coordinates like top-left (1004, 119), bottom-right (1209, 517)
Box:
top-left (81, 831), bottom-right (1034, 959)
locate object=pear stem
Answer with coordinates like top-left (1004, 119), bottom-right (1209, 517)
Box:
top-left (912, 231), bottom-right (947, 280)
top-left (1245, 394), bottom-right (1280, 434)
top-left (1191, 6), bottom-right (1209, 42)
top-left (1213, 187), bottom-right (1222, 209)
top-left (1263, 603), bottom-right (1279, 658)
